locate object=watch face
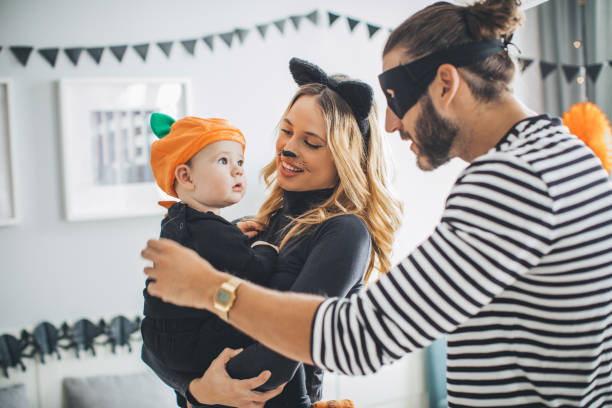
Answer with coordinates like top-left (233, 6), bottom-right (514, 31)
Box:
top-left (216, 290), bottom-right (231, 304)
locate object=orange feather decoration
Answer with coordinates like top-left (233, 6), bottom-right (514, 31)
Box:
top-left (562, 102), bottom-right (612, 174)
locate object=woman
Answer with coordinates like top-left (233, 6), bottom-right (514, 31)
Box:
top-left (151, 57), bottom-right (402, 407)
top-left (144, 2), bottom-right (612, 407)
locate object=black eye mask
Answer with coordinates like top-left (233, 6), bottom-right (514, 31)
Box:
top-left (378, 39), bottom-right (506, 119)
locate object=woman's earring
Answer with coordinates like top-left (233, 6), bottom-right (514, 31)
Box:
top-left (281, 149), bottom-right (297, 158)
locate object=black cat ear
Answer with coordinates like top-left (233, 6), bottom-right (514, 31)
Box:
top-left (289, 57), bottom-right (329, 86)
top-left (336, 80), bottom-right (373, 120)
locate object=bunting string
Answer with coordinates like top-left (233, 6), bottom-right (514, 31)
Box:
top-left (1, 9), bottom-right (610, 87)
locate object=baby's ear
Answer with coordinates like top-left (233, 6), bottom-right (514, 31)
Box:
top-left (174, 164), bottom-right (194, 190)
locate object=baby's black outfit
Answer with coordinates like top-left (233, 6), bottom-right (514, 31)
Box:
top-left (141, 202), bottom-right (278, 406)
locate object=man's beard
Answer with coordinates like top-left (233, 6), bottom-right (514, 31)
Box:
top-left (408, 93), bottom-right (460, 171)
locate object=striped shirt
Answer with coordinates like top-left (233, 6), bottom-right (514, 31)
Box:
top-left (311, 115), bottom-right (612, 407)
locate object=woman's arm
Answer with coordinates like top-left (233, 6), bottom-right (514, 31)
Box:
top-left (224, 215), bottom-right (371, 389)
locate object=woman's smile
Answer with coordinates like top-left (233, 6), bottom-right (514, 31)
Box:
top-left (278, 157), bottom-right (305, 177)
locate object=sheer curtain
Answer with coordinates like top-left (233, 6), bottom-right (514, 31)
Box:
top-left (538, 0), bottom-right (611, 119)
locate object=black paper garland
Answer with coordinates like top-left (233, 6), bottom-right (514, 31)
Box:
top-left (9, 46), bottom-right (33, 67)
top-left (64, 47), bottom-right (83, 66)
top-left (86, 47), bottom-right (104, 65)
top-left (347, 17), bottom-right (360, 32)
top-left (328, 12), bottom-right (340, 26)
top-left (157, 41), bottom-right (174, 58)
top-left (235, 28), bottom-right (250, 45)
top-left (109, 45), bottom-right (127, 62)
top-left (133, 43), bottom-right (149, 61)
top-left (2, 7), bottom-right (609, 85)
top-left (518, 57), bottom-right (534, 72)
top-left (202, 35), bottom-right (215, 51)
top-left (181, 39), bottom-right (197, 55)
top-left (256, 24), bottom-right (269, 39)
top-left (274, 19), bottom-right (286, 35)
top-left (367, 24), bottom-right (381, 39)
top-left (562, 64), bottom-right (581, 83)
top-left (219, 32), bottom-right (234, 48)
top-left (38, 48), bottom-right (59, 67)
top-left (540, 61), bottom-right (558, 80)
top-left (305, 10), bottom-right (319, 25)
top-left (290, 15), bottom-right (303, 31)
top-left (0, 315), bottom-right (141, 378)
top-left (586, 63), bottom-right (604, 82)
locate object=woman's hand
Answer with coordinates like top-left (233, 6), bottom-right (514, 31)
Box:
top-left (187, 348), bottom-right (286, 408)
top-left (142, 238), bottom-right (221, 310)
top-left (251, 241), bottom-right (279, 253)
top-left (236, 220), bottom-right (264, 238)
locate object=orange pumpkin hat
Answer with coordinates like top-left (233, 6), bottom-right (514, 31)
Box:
top-left (562, 102), bottom-right (612, 174)
top-left (149, 113), bottom-right (245, 198)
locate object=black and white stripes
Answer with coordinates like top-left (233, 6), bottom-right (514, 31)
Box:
top-left (311, 116), bottom-right (612, 407)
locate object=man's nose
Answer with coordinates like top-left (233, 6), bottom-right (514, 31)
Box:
top-left (385, 106), bottom-right (401, 134)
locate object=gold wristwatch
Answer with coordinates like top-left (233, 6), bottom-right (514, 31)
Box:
top-left (213, 276), bottom-right (242, 321)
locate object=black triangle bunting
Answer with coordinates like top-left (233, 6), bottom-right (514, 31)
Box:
top-left (64, 47), bottom-right (83, 66)
top-left (86, 47), bottom-right (104, 64)
top-left (274, 19), bottom-right (286, 34)
top-left (157, 41), bottom-right (173, 58)
top-left (38, 48), bottom-right (59, 67)
top-left (10, 46), bottom-right (33, 67)
top-left (133, 43), bottom-right (149, 61)
top-left (586, 63), bottom-right (603, 82)
top-left (367, 24), bottom-right (381, 39)
top-left (220, 32), bottom-right (234, 48)
top-left (539, 61), bottom-right (557, 79)
top-left (181, 39), bottom-right (197, 55)
top-left (256, 24), bottom-right (269, 39)
top-left (518, 57), bottom-right (534, 72)
top-left (347, 17), bottom-right (360, 32)
top-left (328, 12), bottom-right (340, 26)
top-left (109, 45), bottom-right (127, 62)
top-left (202, 35), bottom-right (214, 51)
top-left (235, 28), bottom-right (249, 44)
top-left (290, 15), bottom-right (303, 30)
top-left (561, 64), bottom-right (580, 83)
top-left (305, 10), bottom-right (319, 25)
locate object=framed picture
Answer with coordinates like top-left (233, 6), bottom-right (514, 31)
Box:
top-left (0, 79), bottom-right (19, 226)
top-left (59, 78), bottom-right (192, 221)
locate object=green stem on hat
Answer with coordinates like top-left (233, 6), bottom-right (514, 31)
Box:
top-left (150, 113), bottom-right (176, 139)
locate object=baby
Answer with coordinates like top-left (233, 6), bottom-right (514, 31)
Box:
top-left (140, 113), bottom-right (277, 407)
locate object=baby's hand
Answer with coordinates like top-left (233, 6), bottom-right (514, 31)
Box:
top-left (236, 220), bottom-right (264, 238)
top-left (251, 241), bottom-right (279, 253)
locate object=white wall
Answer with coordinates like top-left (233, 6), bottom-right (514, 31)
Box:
top-left (0, 0), bottom-right (544, 406)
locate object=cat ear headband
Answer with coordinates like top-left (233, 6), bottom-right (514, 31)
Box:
top-left (289, 57), bottom-right (373, 149)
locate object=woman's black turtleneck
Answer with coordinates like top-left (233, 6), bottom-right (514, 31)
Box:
top-left (221, 188), bottom-right (372, 407)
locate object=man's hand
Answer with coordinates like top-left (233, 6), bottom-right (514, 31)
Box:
top-left (188, 348), bottom-right (286, 408)
top-left (141, 238), bottom-right (221, 310)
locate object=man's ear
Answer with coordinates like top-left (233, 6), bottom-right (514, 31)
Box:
top-left (432, 63), bottom-right (461, 111)
top-left (175, 164), bottom-right (194, 191)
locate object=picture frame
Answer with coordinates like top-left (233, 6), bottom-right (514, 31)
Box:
top-left (0, 79), bottom-right (20, 226)
top-left (58, 78), bottom-right (192, 221)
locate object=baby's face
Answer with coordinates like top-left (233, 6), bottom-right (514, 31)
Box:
top-left (188, 140), bottom-right (246, 208)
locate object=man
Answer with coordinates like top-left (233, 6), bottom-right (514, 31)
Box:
top-left (142, 2), bottom-right (612, 406)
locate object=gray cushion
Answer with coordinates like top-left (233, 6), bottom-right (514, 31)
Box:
top-left (63, 372), bottom-right (176, 408)
top-left (0, 384), bottom-right (28, 408)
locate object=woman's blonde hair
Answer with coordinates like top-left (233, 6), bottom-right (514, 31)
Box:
top-left (252, 80), bottom-right (403, 282)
